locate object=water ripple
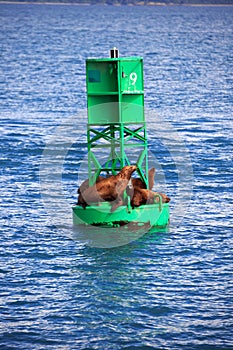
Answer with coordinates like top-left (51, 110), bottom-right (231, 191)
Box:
top-left (1, 3), bottom-right (233, 350)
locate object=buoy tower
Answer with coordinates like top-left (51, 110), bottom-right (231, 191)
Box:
top-left (73, 49), bottom-right (169, 230)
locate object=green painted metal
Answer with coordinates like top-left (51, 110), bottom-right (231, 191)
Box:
top-left (86, 57), bottom-right (144, 124)
top-left (73, 51), bottom-right (170, 230)
top-left (73, 202), bottom-right (169, 229)
top-left (86, 56), bottom-right (147, 185)
top-left (87, 122), bottom-right (148, 184)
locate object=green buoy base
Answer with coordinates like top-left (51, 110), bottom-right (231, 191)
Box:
top-left (72, 202), bottom-right (169, 231)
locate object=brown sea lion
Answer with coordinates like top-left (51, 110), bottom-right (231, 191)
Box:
top-left (131, 167), bottom-right (155, 190)
top-left (78, 167), bottom-right (155, 198)
top-left (78, 165), bottom-right (137, 211)
top-left (77, 176), bottom-right (107, 207)
top-left (77, 176), bottom-right (105, 194)
top-left (128, 187), bottom-right (170, 208)
top-left (148, 167), bottom-right (156, 190)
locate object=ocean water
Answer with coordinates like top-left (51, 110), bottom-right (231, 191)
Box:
top-left (0, 3), bottom-right (233, 349)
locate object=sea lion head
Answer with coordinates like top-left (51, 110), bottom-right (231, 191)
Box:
top-left (118, 165), bottom-right (137, 180)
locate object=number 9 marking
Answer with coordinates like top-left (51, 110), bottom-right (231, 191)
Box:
top-left (129, 72), bottom-right (137, 85)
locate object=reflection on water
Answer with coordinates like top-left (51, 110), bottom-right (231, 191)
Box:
top-left (72, 221), bottom-right (156, 248)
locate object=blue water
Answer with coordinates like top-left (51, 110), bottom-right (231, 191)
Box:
top-left (1, 3), bottom-right (233, 349)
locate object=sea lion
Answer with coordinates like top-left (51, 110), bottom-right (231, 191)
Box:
top-left (127, 187), bottom-right (170, 208)
top-left (131, 167), bottom-right (155, 190)
top-left (78, 165), bottom-right (137, 211)
top-left (78, 167), bottom-right (155, 197)
top-left (77, 176), bottom-right (105, 194)
top-left (77, 176), bottom-right (107, 207)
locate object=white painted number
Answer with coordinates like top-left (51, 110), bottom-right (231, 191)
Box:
top-left (129, 72), bottom-right (137, 85)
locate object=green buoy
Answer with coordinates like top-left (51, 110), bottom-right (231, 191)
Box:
top-left (73, 49), bottom-right (170, 230)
